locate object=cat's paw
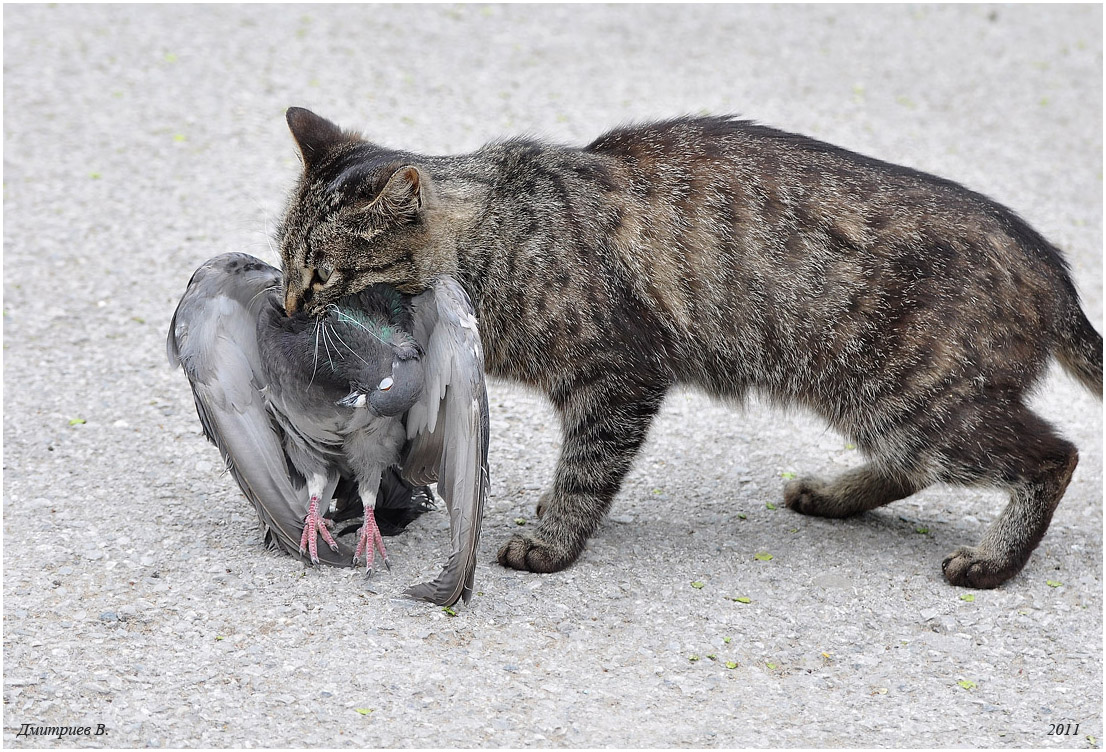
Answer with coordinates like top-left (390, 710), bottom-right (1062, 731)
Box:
top-left (941, 546), bottom-right (1016, 589)
top-left (497, 533), bottom-right (575, 573)
top-left (783, 477), bottom-right (838, 517)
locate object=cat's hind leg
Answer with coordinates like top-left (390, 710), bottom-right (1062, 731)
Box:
top-left (939, 404), bottom-right (1078, 589)
top-left (784, 463), bottom-right (920, 518)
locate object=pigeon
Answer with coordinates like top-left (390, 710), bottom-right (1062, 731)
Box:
top-left (167, 252), bottom-right (489, 606)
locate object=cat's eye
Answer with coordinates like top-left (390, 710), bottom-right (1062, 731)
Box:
top-left (378, 376), bottom-right (394, 391)
top-left (316, 264), bottom-right (333, 284)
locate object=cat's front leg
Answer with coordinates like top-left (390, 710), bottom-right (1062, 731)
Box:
top-left (497, 376), bottom-right (668, 573)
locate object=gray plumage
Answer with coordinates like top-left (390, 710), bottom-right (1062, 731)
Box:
top-left (167, 252), bottom-right (489, 606)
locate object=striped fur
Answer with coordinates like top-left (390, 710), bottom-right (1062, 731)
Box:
top-left (279, 109), bottom-right (1101, 588)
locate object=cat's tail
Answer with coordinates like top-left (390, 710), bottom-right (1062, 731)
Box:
top-left (1056, 299), bottom-right (1103, 399)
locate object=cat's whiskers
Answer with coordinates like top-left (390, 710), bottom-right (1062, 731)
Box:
top-left (248, 283), bottom-right (281, 311)
top-left (318, 318), bottom-right (338, 369)
top-left (325, 303), bottom-right (389, 346)
top-left (309, 318), bottom-right (322, 387)
top-left (323, 319), bottom-right (373, 367)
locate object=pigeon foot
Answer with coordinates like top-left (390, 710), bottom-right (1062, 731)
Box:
top-left (299, 495), bottom-right (339, 564)
top-left (353, 508), bottom-right (390, 575)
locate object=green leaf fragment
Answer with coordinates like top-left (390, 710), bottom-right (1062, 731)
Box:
top-left (733, 596), bottom-right (752, 604)
top-left (706, 654), bottom-right (716, 660)
top-left (765, 501), bottom-right (777, 510)
top-left (1046, 580), bottom-right (1062, 588)
top-left (514, 518), bottom-right (526, 526)
top-left (723, 637), bottom-right (732, 644)
top-left (844, 443), bottom-right (857, 450)
top-left (688, 655), bottom-right (700, 662)
top-left (215, 635), bottom-right (225, 641)
top-left (960, 594), bottom-right (975, 602)
top-left (69, 418), bottom-right (86, 426)
top-left (89, 172), bottom-right (102, 180)
top-left (766, 662), bottom-right (777, 670)
top-left (737, 513), bottom-right (747, 520)
top-left (690, 581), bottom-right (705, 590)
top-left (442, 606), bottom-right (457, 617)
top-left (355, 708), bottom-right (374, 715)
top-left (779, 472), bottom-right (796, 480)
top-left (915, 526), bottom-right (929, 534)
top-left (957, 679), bottom-right (977, 690)
top-left (754, 552), bottom-right (773, 561)
top-left (725, 661), bottom-right (738, 669)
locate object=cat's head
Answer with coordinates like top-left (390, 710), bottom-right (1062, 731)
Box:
top-left (278, 107), bottom-right (455, 317)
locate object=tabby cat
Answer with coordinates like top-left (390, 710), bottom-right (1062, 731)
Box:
top-left (277, 107), bottom-right (1101, 589)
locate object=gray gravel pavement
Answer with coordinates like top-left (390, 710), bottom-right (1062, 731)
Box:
top-left (3, 4), bottom-right (1102, 748)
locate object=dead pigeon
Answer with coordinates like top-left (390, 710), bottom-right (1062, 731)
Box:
top-left (167, 252), bottom-right (489, 606)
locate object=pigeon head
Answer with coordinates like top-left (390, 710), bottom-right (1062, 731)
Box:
top-left (338, 355), bottom-right (424, 417)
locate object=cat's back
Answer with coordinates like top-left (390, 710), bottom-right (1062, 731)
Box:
top-left (585, 115), bottom-right (1022, 231)
top-left (573, 116), bottom-right (1075, 397)
top-left (461, 116), bottom-right (1075, 397)
top-left (580, 115), bottom-right (1068, 306)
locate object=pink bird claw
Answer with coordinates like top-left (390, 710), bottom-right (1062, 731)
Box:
top-left (353, 509), bottom-right (389, 575)
top-left (299, 496), bottom-right (338, 564)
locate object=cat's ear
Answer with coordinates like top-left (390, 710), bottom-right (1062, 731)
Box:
top-left (286, 107), bottom-right (347, 169)
top-left (372, 165), bottom-right (424, 222)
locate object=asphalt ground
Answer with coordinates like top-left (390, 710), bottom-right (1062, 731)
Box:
top-left (3, 4), bottom-right (1102, 748)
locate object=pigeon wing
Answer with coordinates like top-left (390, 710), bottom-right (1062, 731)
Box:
top-left (167, 253), bottom-right (351, 566)
top-left (401, 277), bottom-right (490, 606)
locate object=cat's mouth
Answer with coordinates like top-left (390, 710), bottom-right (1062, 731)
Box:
top-left (284, 286), bottom-right (325, 317)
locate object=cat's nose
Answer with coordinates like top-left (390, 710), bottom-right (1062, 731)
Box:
top-left (284, 289), bottom-right (301, 315)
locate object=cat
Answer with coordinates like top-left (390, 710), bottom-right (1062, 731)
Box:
top-left (277, 106), bottom-right (1102, 589)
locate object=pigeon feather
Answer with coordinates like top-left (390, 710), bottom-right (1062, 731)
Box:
top-left (401, 277), bottom-right (491, 606)
top-left (167, 253), bottom-right (488, 605)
